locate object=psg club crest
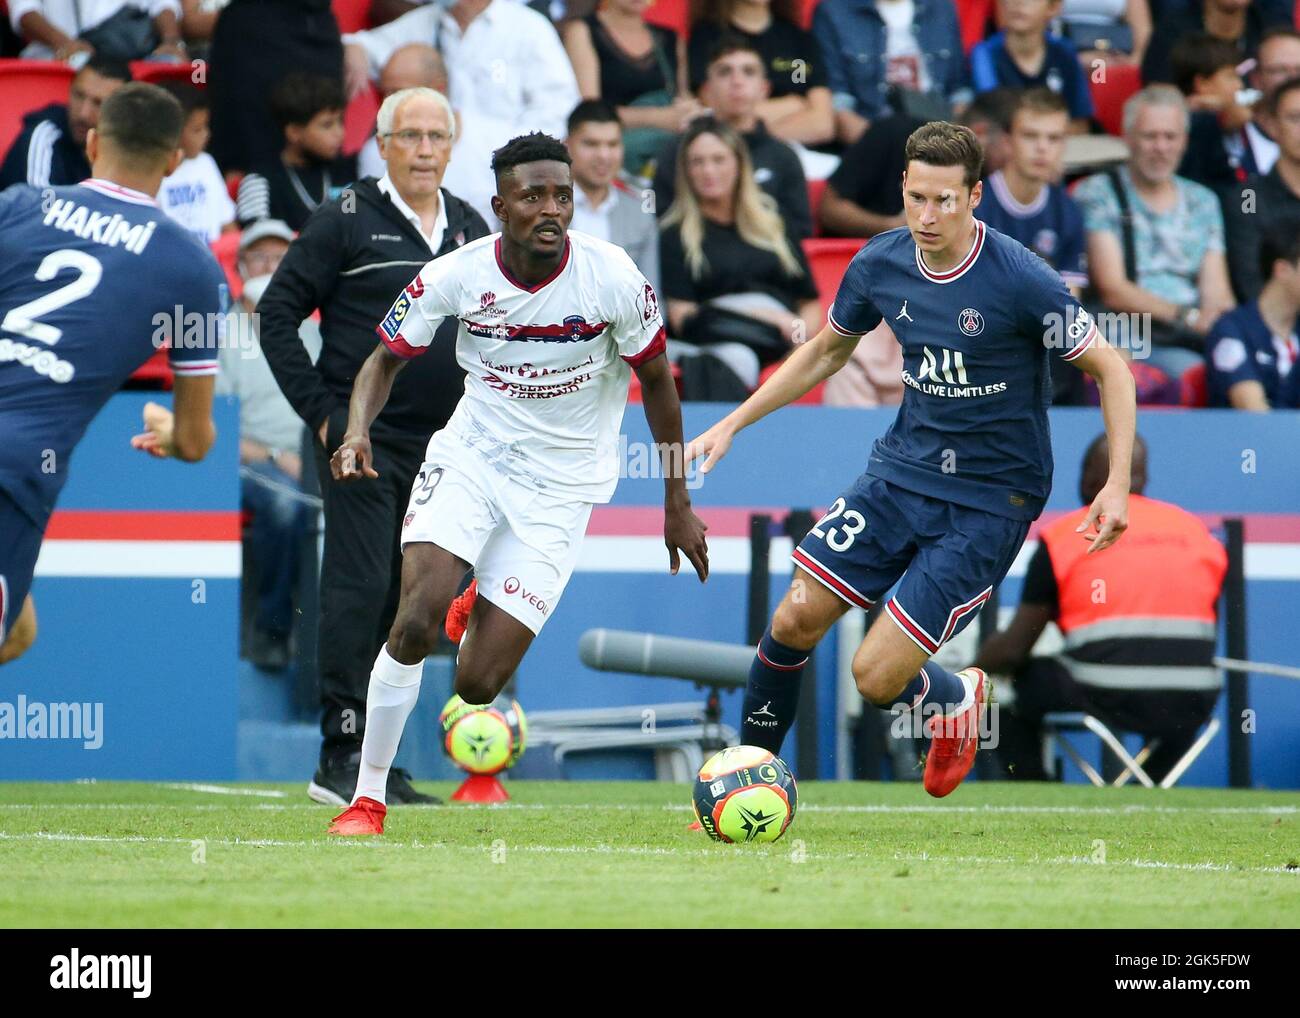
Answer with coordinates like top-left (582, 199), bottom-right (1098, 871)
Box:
top-left (958, 307), bottom-right (984, 337)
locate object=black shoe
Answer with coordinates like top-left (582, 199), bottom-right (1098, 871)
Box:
top-left (249, 627), bottom-right (291, 672)
top-left (307, 751), bottom-right (360, 806)
top-left (387, 767), bottom-right (441, 805)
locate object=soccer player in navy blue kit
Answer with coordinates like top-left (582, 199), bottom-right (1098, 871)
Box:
top-left (0, 83), bottom-right (227, 665)
top-left (689, 121), bottom-right (1137, 797)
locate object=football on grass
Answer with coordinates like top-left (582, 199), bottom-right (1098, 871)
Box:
top-left (693, 745), bottom-right (797, 844)
top-left (439, 695), bottom-right (527, 775)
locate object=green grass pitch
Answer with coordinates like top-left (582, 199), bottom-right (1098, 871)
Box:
top-left (0, 780), bottom-right (1296, 927)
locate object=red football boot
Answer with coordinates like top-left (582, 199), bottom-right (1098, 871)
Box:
top-left (923, 668), bottom-right (989, 798)
top-left (445, 579), bottom-right (477, 643)
top-left (328, 796), bottom-right (387, 836)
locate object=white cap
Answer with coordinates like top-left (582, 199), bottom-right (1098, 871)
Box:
top-left (239, 218), bottom-right (295, 252)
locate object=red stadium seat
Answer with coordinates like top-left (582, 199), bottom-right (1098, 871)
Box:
top-left (798, 0), bottom-right (820, 30)
top-left (802, 236), bottom-right (864, 317)
top-left (344, 83), bottom-right (380, 156)
top-left (129, 60), bottom-right (201, 85)
top-left (1180, 360), bottom-right (1208, 408)
top-left (0, 60), bottom-right (75, 166)
top-left (332, 0), bottom-right (373, 35)
top-left (644, 0), bottom-right (690, 36)
top-left (806, 177), bottom-right (827, 236)
top-left (211, 230), bottom-right (243, 300)
top-left (954, 0), bottom-right (996, 54)
top-left (1089, 61), bottom-right (1141, 137)
top-left (225, 170), bottom-right (242, 203)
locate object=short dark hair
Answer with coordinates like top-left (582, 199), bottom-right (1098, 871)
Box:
top-left (79, 55), bottom-right (133, 85)
top-left (1170, 33), bottom-right (1241, 96)
top-left (905, 120), bottom-right (985, 188)
top-left (1259, 216), bottom-right (1300, 280)
top-left (96, 82), bottom-right (184, 167)
top-left (269, 72), bottom-right (345, 130)
top-left (1268, 73), bottom-right (1300, 116)
top-left (567, 99), bottom-right (621, 135)
top-left (706, 36), bottom-right (765, 74)
top-left (1011, 87), bottom-right (1070, 124)
top-left (961, 87), bottom-right (1017, 134)
top-left (160, 81), bottom-right (208, 118)
top-left (491, 132), bottom-right (572, 182)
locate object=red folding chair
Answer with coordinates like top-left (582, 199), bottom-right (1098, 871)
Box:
top-left (0, 60), bottom-right (75, 165)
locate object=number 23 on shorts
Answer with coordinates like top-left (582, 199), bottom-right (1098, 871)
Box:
top-left (810, 497), bottom-right (867, 552)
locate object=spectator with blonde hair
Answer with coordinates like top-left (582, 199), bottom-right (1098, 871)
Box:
top-left (660, 117), bottom-right (820, 393)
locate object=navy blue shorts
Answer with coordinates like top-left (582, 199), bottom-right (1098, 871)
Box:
top-left (0, 490), bottom-right (44, 643)
top-left (792, 475), bottom-right (1030, 655)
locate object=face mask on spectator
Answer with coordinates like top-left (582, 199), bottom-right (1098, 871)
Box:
top-left (242, 274), bottom-right (273, 308)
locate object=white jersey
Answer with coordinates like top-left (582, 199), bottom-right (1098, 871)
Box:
top-left (377, 230), bottom-right (666, 503)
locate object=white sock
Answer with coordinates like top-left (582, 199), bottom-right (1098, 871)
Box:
top-left (352, 646), bottom-right (424, 806)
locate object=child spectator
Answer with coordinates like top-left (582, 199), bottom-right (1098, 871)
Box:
top-left (1205, 218), bottom-right (1300, 409)
top-left (975, 88), bottom-right (1087, 294)
top-left (237, 72), bottom-right (355, 230)
top-left (158, 82), bottom-right (236, 244)
top-left (1169, 32), bottom-right (1255, 192)
top-left (971, 0), bottom-right (1093, 132)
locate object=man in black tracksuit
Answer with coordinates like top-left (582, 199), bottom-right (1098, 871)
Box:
top-left (258, 95), bottom-right (489, 804)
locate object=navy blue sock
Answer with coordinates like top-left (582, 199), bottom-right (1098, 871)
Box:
top-left (740, 630), bottom-right (811, 754)
top-left (889, 663), bottom-right (971, 717)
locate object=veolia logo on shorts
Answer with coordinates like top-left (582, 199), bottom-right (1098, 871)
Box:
top-left (503, 577), bottom-right (548, 615)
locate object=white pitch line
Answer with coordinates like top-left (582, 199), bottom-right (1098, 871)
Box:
top-left (0, 831), bottom-right (1295, 876)
top-left (0, 802), bottom-right (1295, 815)
top-left (157, 784), bottom-right (288, 798)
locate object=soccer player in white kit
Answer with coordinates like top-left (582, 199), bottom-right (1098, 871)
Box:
top-left (326, 134), bottom-right (710, 836)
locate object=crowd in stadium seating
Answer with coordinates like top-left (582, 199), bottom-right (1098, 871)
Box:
top-left (3, 1), bottom-right (1299, 662)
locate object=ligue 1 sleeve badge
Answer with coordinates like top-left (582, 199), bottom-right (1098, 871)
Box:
top-left (958, 307), bottom-right (984, 337)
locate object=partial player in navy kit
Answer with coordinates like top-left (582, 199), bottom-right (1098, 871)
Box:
top-left (689, 121), bottom-right (1137, 798)
top-left (0, 83), bottom-right (227, 665)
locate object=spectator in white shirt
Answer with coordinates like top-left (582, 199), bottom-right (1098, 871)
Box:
top-left (566, 99), bottom-right (660, 296)
top-left (216, 218), bottom-right (322, 670)
top-left (10, 0), bottom-right (187, 61)
top-left (357, 44), bottom-right (450, 181)
top-left (158, 82), bottom-right (236, 243)
top-left (341, 0), bottom-right (580, 224)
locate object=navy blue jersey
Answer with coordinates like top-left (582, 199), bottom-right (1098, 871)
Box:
top-left (974, 171), bottom-right (1088, 290)
top-left (1205, 302), bottom-right (1300, 408)
top-left (829, 219), bottom-right (1099, 521)
top-left (970, 33), bottom-right (1094, 121)
top-left (0, 180), bottom-right (227, 523)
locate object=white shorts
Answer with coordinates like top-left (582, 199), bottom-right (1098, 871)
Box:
top-left (400, 438), bottom-right (593, 635)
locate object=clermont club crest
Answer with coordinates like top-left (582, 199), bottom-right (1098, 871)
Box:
top-left (958, 307), bottom-right (984, 336)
